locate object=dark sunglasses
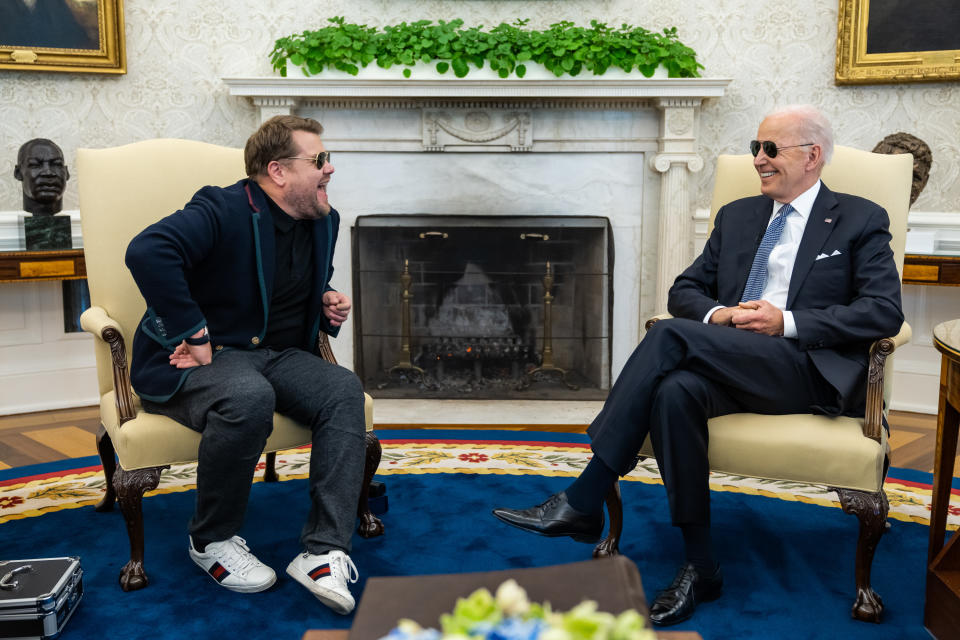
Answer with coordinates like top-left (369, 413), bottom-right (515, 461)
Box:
top-left (750, 140), bottom-right (814, 158)
top-left (280, 151), bottom-right (331, 169)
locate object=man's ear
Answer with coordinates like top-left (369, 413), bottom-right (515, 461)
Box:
top-left (264, 160), bottom-right (286, 186)
top-left (805, 144), bottom-right (823, 172)
top-left (13, 165), bottom-right (22, 181)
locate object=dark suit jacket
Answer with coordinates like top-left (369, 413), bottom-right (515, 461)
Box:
top-left (125, 179), bottom-right (341, 403)
top-left (667, 182), bottom-right (904, 412)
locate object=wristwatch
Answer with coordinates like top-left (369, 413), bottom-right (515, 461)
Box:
top-left (184, 327), bottom-right (210, 346)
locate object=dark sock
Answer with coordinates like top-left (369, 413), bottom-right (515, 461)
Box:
top-left (564, 454), bottom-right (618, 515)
top-left (191, 536), bottom-right (212, 553)
top-left (681, 524), bottom-right (716, 574)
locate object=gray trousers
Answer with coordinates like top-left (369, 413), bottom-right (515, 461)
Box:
top-left (142, 347), bottom-right (366, 555)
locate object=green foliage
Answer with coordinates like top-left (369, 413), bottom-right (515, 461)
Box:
top-left (270, 17), bottom-right (703, 79)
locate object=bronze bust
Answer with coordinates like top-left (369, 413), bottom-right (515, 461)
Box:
top-left (14, 138), bottom-right (70, 217)
top-left (872, 132), bottom-right (932, 206)
top-left (15, 138), bottom-right (72, 249)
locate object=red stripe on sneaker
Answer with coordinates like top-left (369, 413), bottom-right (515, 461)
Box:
top-left (309, 565), bottom-right (331, 580)
top-left (209, 563), bottom-right (229, 582)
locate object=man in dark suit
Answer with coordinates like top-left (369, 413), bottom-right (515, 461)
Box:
top-left (493, 105), bottom-right (904, 625)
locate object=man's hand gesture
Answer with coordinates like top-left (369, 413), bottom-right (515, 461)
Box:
top-left (731, 300), bottom-right (784, 336)
top-left (323, 291), bottom-right (352, 327)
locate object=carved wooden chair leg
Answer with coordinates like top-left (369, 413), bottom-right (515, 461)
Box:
top-left (114, 465), bottom-right (166, 592)
top-left (95, 425), bottom-right (117, 512)
top-left (593, 481), bottom-right (622, 557)
top-left (835, 487), bottom-right (888, 623)
top-left (263, 451), bottom-right (279, 482)
top-left (357, 430), bottom-right (384, 538)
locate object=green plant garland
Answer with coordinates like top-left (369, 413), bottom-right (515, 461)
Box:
top-left (271, 17), bottom-right (703, 79)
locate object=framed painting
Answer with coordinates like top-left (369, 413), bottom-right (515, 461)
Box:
top-left (0, 0), bottom-right (125, 74)
top-left (836, 0), bottom-right (960, 84)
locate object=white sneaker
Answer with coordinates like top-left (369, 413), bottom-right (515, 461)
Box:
top-left (188, 536), bottom-right (277, 593)
top-left (286, 550), bottom-right (359, 614)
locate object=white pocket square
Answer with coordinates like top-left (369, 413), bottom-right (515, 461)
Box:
top-left (816, 250), bottom-right (843, 261)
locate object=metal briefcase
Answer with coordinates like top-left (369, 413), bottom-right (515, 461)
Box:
top-left (0, 557), bottom-right (83, 640)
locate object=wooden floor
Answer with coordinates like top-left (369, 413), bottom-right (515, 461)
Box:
top-left (0, 406), bottom-right (957, 478)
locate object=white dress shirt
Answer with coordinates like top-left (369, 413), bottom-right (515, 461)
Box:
top-left (703, 180), bottom-right (822, 338)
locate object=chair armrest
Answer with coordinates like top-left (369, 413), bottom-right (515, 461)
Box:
top-left (80, 305), bottom-right (121, 336)
top-left (863, 321), bottom-right (911, 443)
top-left (80, 306), bottom-right (137, 425)
top-left (644, 313), bottom-right (673, 331)
top-left (317, 332), bottom-right (338, 365)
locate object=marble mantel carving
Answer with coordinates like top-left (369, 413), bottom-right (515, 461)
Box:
top-left (223, 75), bottom-right (729, 378)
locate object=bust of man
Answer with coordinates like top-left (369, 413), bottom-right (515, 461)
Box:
top-left (872, 132), bottom-right (932, 207)
top-left (14, 138), bottom-right (70, 216)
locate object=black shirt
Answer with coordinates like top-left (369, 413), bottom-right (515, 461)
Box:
top-left (262, 197), bottom-right (314, 350)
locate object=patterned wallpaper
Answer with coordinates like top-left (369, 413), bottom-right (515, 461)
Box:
top-left (1, 0), bottom-right (958, 213)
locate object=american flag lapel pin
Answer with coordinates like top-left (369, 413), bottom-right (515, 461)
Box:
top-left (824, 218), bottom-right (833, 223)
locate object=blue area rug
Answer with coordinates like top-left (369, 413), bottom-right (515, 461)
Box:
top-left (0, 430), bottom-right (936, 639)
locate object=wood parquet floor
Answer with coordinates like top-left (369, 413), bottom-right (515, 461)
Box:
top-left (0, 406), bottom-right (956, 478)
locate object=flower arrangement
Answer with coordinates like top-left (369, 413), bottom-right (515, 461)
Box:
top-left (378, 579), bottom-right (656, 640)
top-left (271, 17), bottom-right (703, 80)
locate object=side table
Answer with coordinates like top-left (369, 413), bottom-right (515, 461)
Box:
top-left (925, 319), bottom-right (960, 638)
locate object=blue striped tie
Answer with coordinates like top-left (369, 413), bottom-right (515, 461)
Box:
top-left (740, 204), bottom-right (794, 303)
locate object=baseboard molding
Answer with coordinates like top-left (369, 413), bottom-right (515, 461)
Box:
top-left (0, 367), bottom-right (98, 416)
top-left (890, 370), bottom-right (939, 415)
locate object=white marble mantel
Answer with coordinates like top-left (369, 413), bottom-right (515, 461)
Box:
top-left (223, 75), bottom-right (729, 380)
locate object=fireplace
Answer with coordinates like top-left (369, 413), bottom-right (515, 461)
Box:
top-left (353, 215), bottom-right (611, 399)
top-left (225, 74), bottom-right (728, 397)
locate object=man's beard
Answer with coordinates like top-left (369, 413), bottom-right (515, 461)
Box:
top-left (287, 183), bottom-right (330, 219)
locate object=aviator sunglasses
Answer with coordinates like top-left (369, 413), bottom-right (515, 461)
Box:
top-left (750, 140), bottom-right (814, 158)
top-left (280, 151), bottom-right (331, 168)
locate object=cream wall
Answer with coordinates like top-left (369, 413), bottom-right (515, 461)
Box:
top-left (1, 0), bottom-right (958, 414)
top-left (2, 0), bottom-right (959, 213)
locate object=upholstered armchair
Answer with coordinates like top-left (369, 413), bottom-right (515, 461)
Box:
top-left (593, 146), bottom-right (913, 622)
top-left (77, 139), bottom-right (383, 592)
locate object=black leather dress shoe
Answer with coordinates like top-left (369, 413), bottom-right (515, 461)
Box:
top-left (491, 492), bottom-right (604, 543)
top-left (648, 563), bottom-right (723, 626)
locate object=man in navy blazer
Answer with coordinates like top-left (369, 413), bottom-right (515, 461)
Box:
top-left (126, 115), bottom-right (365, 614)
top-left (493, 105), bottom-right (904, 625)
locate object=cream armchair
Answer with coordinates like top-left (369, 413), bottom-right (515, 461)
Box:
top-left (77, 139), bottom-right (382, 592)
top-left (593, 146), bottom-right (913, 622)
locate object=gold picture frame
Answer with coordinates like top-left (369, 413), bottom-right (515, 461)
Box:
top-left (836, 0), bottom-right (960, 84)
top-left (0, 0), bottom-right (125, 74)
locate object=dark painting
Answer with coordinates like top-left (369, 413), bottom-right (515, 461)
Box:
top-left (0, 0), bottom-right (100, 50)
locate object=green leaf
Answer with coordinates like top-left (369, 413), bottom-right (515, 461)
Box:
top-left (516, 64), bottom-right (526, 78)
top-left (451, 56), bottom-right (469, 78)
top-left (436, 61), bottom-right (449, 74)
top-left (403, 68), bottom-right (412, 78)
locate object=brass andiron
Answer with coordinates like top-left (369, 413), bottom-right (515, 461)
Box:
top-left (518, 261), bottom-right (579, 391)
top-left (381, 259), bottom-right (427, 387)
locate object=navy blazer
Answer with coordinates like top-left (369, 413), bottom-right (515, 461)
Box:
top-left (125, 179), bottom-right (341, 402)
top-left (667, 183), bottom-right (904, 410)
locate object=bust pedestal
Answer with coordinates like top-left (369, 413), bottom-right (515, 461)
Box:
top-left (22, 215), bottom-right (72, 250)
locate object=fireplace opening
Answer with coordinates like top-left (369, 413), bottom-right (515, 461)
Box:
top-left (352, 215), bottom-right (612, 400)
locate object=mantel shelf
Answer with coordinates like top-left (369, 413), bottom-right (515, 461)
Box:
top-left (223, 75), bottom-right (732, 101)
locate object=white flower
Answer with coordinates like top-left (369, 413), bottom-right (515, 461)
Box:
top-left (495, 579), bottom-right (531, 617)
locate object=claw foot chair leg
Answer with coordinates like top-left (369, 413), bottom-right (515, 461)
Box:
top-left (593, 481), bottom-right (622, 557)
top-left (357, 430), bottom-right (384, 538)
top-left (114, 465), bottom-right (166, 591)
top-left (263, 451), bottom-right (279, 482)
top-left (835, 487), bottom-right (888, 622)
top-left (95, 425), bottom-right (117, 512)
